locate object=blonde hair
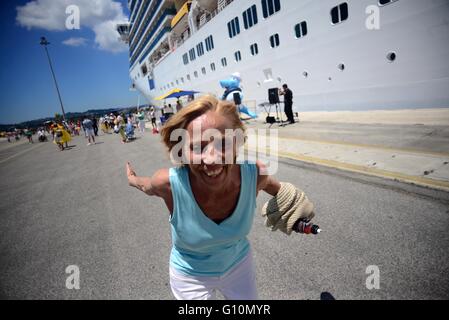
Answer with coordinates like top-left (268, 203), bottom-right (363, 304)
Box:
top-left (161, 95), bottom-right (245, 154)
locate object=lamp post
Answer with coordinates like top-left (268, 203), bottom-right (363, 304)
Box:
top-left (130, 83), bottom-right (140, 111)
top-left (40, 36), bottom-right (67, 122)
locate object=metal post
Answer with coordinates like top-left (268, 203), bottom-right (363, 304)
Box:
top-left (40, 37), bottom-right (67, 122)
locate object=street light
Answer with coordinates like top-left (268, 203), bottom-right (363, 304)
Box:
top-left (40, 36), bottom-right (67, 122)
top-left (130, 82), bottom-right (140, 111)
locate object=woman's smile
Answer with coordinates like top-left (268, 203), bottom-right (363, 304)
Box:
top-left (203, 165), bottom-right (224, 178)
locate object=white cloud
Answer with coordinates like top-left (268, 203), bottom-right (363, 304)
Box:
top-left (62, 37), bottom-right (88, 47)
top-left (93, 20), bottom-right (127, 53)
top-left (16, 0), bottom-right (128, 53)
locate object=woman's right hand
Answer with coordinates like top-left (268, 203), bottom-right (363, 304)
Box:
top-left (126, 162), bottom-right (137, 187)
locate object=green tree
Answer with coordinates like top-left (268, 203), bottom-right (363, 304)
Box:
top-left (54, 113), bottom-right (62, 122)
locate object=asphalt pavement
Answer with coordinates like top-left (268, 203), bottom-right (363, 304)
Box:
top-left (0, 131), bottom-right (448, 300)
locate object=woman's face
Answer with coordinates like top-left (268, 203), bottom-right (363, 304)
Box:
top-left (186, 111), bottom-right (240, 189)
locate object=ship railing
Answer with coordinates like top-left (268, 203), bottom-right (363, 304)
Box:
top-left (197, 0), bottom-right (234, 32)
top-left (154, 50), bottom-right (172, 67)
top-left (167, 0), bottom-right (234, 50)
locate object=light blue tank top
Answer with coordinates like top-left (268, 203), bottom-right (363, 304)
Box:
top-left (168, 162), bottom-right (257, 277)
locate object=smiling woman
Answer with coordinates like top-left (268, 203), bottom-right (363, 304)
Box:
top-left (126, 95), bottom-right (316, 300)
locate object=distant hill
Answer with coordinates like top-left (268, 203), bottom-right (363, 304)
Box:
top-left (0, 105), bottom-right (149, 131)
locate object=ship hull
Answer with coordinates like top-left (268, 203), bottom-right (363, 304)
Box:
top-left (129, 0), bottom-right (449, 112)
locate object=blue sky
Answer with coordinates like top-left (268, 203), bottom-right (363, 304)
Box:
top-left (0, 0), bottom-right (140, 124)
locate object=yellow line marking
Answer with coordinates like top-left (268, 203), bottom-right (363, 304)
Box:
top-left (245, 147), bottom-right (449, 192)
top-left (0, 143), bottom-right (44, 165)
top-left (254, 133), bottom-right (449, 158)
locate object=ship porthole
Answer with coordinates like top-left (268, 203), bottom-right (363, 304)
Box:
top-left (387, 52), bottom-right (397, 62)
top-left (277, 77), bottom-right (282, 83)
top-left (303, 71), bottom-right (309, 78)
top-left (257, 81), bottom-right (261, 87)
top-left (338, 63), bottom-right (345, 71)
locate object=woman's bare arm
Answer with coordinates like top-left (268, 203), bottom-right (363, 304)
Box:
top-left (256, 160), bottom-right (281, 196)
top-left (126, 162), bottom-right (170, 198)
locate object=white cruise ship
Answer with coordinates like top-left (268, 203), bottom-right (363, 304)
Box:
top-left (117, 0), bottom-right (449, 113)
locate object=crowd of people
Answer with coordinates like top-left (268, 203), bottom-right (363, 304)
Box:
top-left (4, 105), bottom-right (174, 151)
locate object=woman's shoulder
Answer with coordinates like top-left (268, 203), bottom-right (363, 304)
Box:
top-left (239, 161), bottom-right (258, 172)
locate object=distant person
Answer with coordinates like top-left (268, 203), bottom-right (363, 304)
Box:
top-left (54, 126), bottom-right (64, 151)
top-left (279, 84), bottom-right (295, 124)
top-left (176, 100), bottom-right (183, 113)
top-left (37, 128), bottom-right (47, 142)
top-left (115, 115), bottom-right (126, 143)
top-left (137, 110), bottom-right (146, 134)
top-left (150, 107), bottom-right (157, 130)
top-left (75, 120), bottom-right (82, 136)
top-left (51, 123), bottom-right (70, 150)
top-left (24, 128), bottom-right (33, 144)
top-left (165, 104), bottom-right (174, 119)
top-left (125, 121), bottom-right (135, 142)
top-left (92, 118), bottom-right (99, 136)
top-left (82, 118), bottom-right (96, 146)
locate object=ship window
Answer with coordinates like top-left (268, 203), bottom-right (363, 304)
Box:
top-left (189, 48), bottom-right (196, 61)
top-left (194, 71), bottom-right (198, 78)
top-left (205, 35), bottom-right (214, 51)
top-left (181, 77), bottom-right (184, 83)
top-left (331, 3), bottom-right (349, 25)
top-left (176, 79), bottom-right (179, 85)
top-left (227, 17), bottom-right (240, 38)
top-left (250, 43), bottom-right (259, 56)
top-left (379, 0), bottom-right (398, 6)
top-left (221, 57), bottom-right (227, 67)
top-left (141, 64), bottom-right (148, 76)
top-left (269, 34), bottom-right (280, 48)
top-left (196, 42), bottom-right (205, 57)
top-left (387, 51), bottom-right (397, 62)
top-left (201, 67), bottom-right (206, 75)
top-left (187, 74), bottom-right (191, 81)
top-left (262, 0), bottom-right (281, 19)
top-left (234, 51), bottom-right (242, 62)
top-left (183, 53), bottom-right (189, 65)
top-left (211, 63), bottom-right (216, 71)
top-left (243, 5), bottom-right (258, 29)
top-left (294, 21), bottom-right (308, 38)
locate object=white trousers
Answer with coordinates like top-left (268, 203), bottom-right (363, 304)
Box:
top-left (169, 250), bottom-right (258, 300)
top-left (139, 120), bottom-right (145, 133)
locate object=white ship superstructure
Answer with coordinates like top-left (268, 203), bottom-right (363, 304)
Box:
top-left (118, 0), bottom-right (449, 112)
